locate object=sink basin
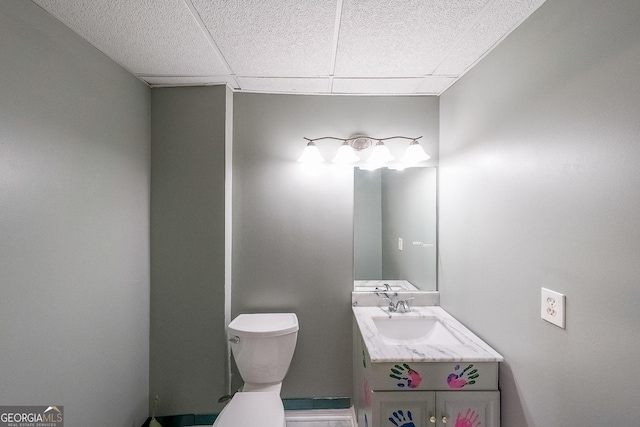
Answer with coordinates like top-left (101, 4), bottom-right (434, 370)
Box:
top-left (372, 316), bottom-right (461, 346)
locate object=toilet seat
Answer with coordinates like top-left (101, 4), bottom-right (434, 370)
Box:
top-left (212, 392), bottom-right (285, 427)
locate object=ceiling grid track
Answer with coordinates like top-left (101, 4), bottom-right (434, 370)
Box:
top-left (328, 0), bottom-right (345, 93)
top-left (182, 0), bottom-right (241, 89)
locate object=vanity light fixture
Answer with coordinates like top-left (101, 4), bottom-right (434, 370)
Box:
top-left (298, 135), bottom-right (429, 168)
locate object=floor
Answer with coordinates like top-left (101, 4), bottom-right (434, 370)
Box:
top-left (193, 408), bottom-right (355, 427)
top-left (285, 408), bottom-right (355, 427)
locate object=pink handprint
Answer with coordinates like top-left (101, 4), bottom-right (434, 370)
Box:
top-left (390, 363), bottom-right (422, 388)
top-left (362, 379), bottom-right (372, 406)
top-left (455, 409), bottom-right (481, 427)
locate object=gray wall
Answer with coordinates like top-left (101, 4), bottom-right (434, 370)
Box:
top-left (150, 86), bottom-right (228, 415)
top-left (232, 94), bottom-right (438, 397)
top-left (0, 1), bottom-right (150, 426)
top-left (439, 0), bottom-right (640, 425)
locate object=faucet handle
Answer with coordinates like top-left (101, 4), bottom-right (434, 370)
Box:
top-left (396, 297), bottom-right (414, 313)
top-left (380, 296), bottom-right (398, 312)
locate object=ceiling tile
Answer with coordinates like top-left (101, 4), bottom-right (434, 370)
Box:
top-left (237, 77), bottom-right (330, 94)
top-left (32, 0), bottom-right (547, 95)
top-left (334, 0), bottom-right (491, 77)
top-left (191, 0), bottom-right (337, 77)
top-left (434, 0), bottom-right (547, 75)
top-left (332, 78), bottom-right (422, 94)
top-left (33, 0), bottom-right (229, 76)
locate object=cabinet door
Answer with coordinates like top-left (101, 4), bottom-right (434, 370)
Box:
top-left (371, 391), bottom-right (436, 427)
top-left (435, 391), bottom-right (500, 427)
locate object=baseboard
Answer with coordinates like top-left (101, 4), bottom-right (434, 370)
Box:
top-left (141, 413), bottom-right (217, 427)
top-left (283, 397), bottom-right (351, 411)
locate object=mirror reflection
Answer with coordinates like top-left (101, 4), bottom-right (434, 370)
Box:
top-left (353, 167), bottom-right (437, 291)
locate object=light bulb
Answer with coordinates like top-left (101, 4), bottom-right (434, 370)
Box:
top-left (401, 140), bottom-right (430, 163)
top-left (297, 141), bottom-right (325, 163)
top-left (332, 141), bottom-right (360, 163)
top-left (367, 140), bottom-right (394, 166)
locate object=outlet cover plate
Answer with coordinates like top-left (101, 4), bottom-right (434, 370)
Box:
top-left (541, 287), bottom-right (565, 329)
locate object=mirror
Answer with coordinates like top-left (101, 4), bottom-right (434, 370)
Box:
top-left (353, 167), bottom-right (437, 292)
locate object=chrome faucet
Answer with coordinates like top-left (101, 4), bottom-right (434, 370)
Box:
top-left (394, 298), bottom-right (414, 313)
top-left (375, 283), bottom-right (392, 292)
top-left (382, 296), bottom-right (414, 313)
top-left (375, 284), bottom-right (396, 301)
top-left (375, 284), bottom-right (414, 312)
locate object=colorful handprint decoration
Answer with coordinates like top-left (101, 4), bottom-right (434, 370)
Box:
top-left (388, 410), bottom-right (416, 427)
top-left (362, 379), bottom-right (372, 406)
top-left (390, 363), bottom-right (422, 388)
top-left (447, 364), bottom-right (479, 389)
top-left (454, 409), bottom-right (481, 427)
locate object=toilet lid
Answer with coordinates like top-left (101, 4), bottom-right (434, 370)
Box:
top-left (213, 392), bottom-right (285, 427)
top-left (228, 313), bottom-right (298, 338)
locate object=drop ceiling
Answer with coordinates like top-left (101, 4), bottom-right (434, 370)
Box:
top-left (32, 0), bottom-right (546, 95)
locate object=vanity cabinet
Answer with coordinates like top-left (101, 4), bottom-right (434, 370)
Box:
top-left (372, 390), bottom-right (499, 427)
top-left (353, 318), bottom-right (501, 427)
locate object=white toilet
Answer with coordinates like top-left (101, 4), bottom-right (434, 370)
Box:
top-left (213, 313), bottom-right (299, 427)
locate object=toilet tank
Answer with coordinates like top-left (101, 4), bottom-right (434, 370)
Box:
top-left (228, 313), bottom-right (299, 385)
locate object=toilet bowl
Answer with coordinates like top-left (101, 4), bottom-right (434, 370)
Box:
top-left (213, 313), bottom-right (298, 427)
top-left (213, 392), bottom-right (285, 427)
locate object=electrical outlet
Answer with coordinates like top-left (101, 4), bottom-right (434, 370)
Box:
top-left (541, 288), bottom-right (565, 329)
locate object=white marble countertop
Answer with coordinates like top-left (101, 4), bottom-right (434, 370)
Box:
top-left (353, 306), bottom-right (504, 363)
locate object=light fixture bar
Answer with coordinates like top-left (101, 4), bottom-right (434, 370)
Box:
top-left (298, 135), bottom-right (428, 166)
top-left (303, 135), bottom-right (422, 143)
